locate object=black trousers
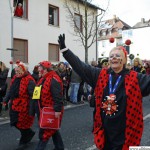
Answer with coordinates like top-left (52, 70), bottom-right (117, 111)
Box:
top-left (52, 130), bottom-right (64, 150)
top-left (16, 127), bottom-right (35, 144)
top-left (36, 130), bottom-right (64, 150)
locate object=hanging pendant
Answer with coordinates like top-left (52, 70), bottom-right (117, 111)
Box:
top-left (102, 94), bottom-right (118, 116)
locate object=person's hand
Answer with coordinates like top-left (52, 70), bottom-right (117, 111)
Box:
top-left (58, 34), bottom-right (66, 50)
top-left (2, 102), bottom-right (7, 106)
top-left (55, 112), bottom-right (61, 118)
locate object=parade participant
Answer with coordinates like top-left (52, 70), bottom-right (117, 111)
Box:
top-left (58, 34), bottom-right (150, 150)
top-left (3, 62), bottom-right (36, 150)
top-left (0, 61), bottom-right (9, 114)
top-left (35, 61), bottom-right (64, 150)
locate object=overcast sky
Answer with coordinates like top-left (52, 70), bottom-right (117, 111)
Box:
top-left (92, 0), bottom-right (150, 26)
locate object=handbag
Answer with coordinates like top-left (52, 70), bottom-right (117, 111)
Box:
top-left (38, 101), bottom-right (60, 129)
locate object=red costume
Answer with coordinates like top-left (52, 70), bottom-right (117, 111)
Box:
top-left (37, 71), bottom-right (64, 141)
top-left (94, 69), bottom-right (143, 150)
top-left (10, 74), bottom-right (35, 128)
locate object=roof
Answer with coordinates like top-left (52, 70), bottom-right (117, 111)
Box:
top-left (100, 16), bottom-right (131, 32)
top-left (133, 18), bottom-right (150, 29)
top-left (75, 0), bottom-right (105, 11)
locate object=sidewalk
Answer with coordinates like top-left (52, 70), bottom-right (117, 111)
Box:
top-left (0, 101), bottom-right (88, 125)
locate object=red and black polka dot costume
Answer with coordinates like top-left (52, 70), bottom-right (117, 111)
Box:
top-left (37, 71), bottom-right (64, 141)
top-left (94, 69), bottom-right (143, 150)
top-left (10, 74), bottom-right (35, 129)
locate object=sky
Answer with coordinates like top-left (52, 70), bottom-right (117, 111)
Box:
top-left (92, 0), bottom-right (150, 26)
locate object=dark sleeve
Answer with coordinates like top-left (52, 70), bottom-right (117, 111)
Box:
top-left (28, 80), bottom-right (36, 116)
top-left (3, 90), bottom-right (11, 103)
top-left (63, 50), bottom-right (100, 89)
top-left (51, 78), bottom-right (63, 112)
top-left (138, 73), bottom-right (150, 97)
top-left (0, 69), bottom-right (9, 80)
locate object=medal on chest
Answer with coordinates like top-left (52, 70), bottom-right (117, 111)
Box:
top-left (102, 94), bottom-right (118, 115)
top-left (101, 74), bottom-right (121, 116)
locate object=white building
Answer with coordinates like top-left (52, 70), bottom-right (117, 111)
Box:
top-left (122, 27), bottom-right (150, 60)
top-left (0, 0), bottom-right (100, 76)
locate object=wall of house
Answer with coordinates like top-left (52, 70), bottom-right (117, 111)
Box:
top-left (0, 0), bottom-right (97, 76)
top-left (98, 27), bottom-right (150, 61)
top-left (130, 27), bottom-right (150, 60)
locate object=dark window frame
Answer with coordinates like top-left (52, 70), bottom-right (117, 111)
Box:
top-left (74, 13), bottom-right (82, 32)
top-left (48, 43), bottom-right (59, 62)
top-left (48, 4), bottom-right (59, 26)
top-left (13, 38), bottom-right (28, 63)
top-left (13, 0), bottom-right (28, 19)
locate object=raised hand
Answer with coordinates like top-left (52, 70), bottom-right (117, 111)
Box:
top-left (58, 34), bottom-right (66, 50)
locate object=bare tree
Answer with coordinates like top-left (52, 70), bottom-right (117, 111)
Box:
top-left (64, 0), bottom-right (109, 63)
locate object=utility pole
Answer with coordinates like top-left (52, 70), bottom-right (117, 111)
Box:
top-left (95, 11), bottom-right (103, 61)
top-left (8, 0), bottom-right (14, 70)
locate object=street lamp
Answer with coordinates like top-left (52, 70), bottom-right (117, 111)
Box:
top-left (8, 0), bottom-right (14, 70)
top-left (95, 11), bottom-right (104, 61)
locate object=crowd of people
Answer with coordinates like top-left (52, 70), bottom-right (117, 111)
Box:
top-left (0, 34), bottom-right (150, 149)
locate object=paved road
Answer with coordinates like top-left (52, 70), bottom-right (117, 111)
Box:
top-left (0, 96), bottom-right (150, 150)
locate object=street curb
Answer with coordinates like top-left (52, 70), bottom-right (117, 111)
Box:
top-left (0, 102), bottom-right (88, 125)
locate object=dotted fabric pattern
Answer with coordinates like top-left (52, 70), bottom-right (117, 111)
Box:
top-left (94, 69), bottom-right (109, 150)
top-left (122, 71), bottom-right (143, 149)
top-left (12, 75), bottom-right (35, 129)
top-left (94, 69), bottom-right (143, 150)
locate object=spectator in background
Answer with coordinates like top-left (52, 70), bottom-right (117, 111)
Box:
top-left (126, 63), bottom-right (132, 70)
top-left (32, 65), bottom-right (39, 83)
top-left (56, 62), bottom-right (68, 105)
top-left (98, 58), bottom-right (109, 69)
top-left (64, 62), bottom-right (72, 101)
top-left (14, 3), bottom-right (23, 18)
top-left (70, 69), bottom-right (82, 104)
top-left (132, 57), bottom-right (146, 74)
top-left (144, 62), bottom-right (150, 75)
top-left (91, 61), bottom-right (97, 67)
top-left (0, 61), bottom-right (9, 115)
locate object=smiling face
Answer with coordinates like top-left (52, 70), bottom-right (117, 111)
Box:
top-left (15, 66), bottom-right (24, 77)
top-left (109, 47), bottom-right (126, 73)
top-left (38, 66), bottom-right (48, 77)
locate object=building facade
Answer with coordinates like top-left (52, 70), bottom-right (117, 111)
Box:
top-left (0, 0), bottom-right (100, 76)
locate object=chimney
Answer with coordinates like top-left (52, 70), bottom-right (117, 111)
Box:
top-left (113, 15), bottom-right (116, 19)
top-left (113, 15), bottom-right (117, 24)
top-left (141, 18), bottom-right (145, 23)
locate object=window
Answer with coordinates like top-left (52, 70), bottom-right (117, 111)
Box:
top-left (49, 44), bottom-right (59, 61)
top-left (102, 31), bottom-right (106, 36)
top-left (13, 39), bottom-right (28, 63)
top-left (108, 30), bottom-right (111, 36)
top-left (74, 13), bottom-right (82, 32)
top-left (48, 5), bottom-right (59, 26)
top-left (13, 0), bottom-right (28, 18)
top-left (102, 41), bottom-right (106, 47)
top-left (118, 29), bottom-right (122, 34)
